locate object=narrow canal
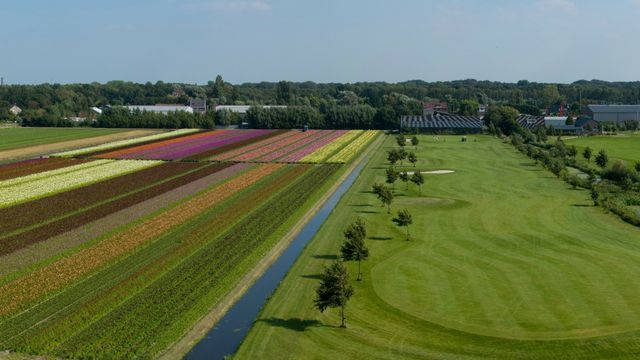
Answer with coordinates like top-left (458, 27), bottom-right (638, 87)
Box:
top-left (185, 160), bottom-right (367, 359)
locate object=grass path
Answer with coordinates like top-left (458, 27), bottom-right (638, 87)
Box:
top-left (235, 135), bottom-right (640, 359)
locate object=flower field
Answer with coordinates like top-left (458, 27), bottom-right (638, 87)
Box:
top-left (0, 127), bottom-right (380, 359)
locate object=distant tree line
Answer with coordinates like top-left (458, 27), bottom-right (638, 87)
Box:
top-left (4, 76), bottom-right (640, 128)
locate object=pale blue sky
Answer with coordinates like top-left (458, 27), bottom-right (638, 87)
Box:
top-left (1, 0), bottom-right (640, 84)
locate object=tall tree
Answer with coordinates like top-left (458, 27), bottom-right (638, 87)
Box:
top-left (583, 146), bottom-right (592, 162)
top-left (410, 172), bottom-right (425, 195)
top-left (386, 167), bottom-right (398, 190)
top-left (399, 171), bottom-right (409, 190)
top-left (387, 149), bottom-right (399, 165)
top-left (377, 186), bottom-right (394, 213)
top-left (392, 209), bottom-right (413, 240)
top-left (314, 261), bottom-right (354, 328)
top-left (340, 218), bottom-right (369, 281)
top-left (396, 134), bottom-right (407, 148)
top-left (595, 149), bottom-right (608, 168)
top-left (408, 151), bottom-right (417, 167)
top-left (411, 136), bottom-right (419, 149)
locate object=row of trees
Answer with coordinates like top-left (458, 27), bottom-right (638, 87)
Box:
top-left (314, 134), bottom-right (423, 327)
top-left (6, 76), bottom-right (640, 127)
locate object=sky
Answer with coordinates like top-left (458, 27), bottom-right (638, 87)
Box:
top-left (1, 0), bottom-right (640, 85)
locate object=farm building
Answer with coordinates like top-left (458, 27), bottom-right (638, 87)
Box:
top-left (517, 115), bottom-right (544, 129)
top-left (9, 105), bottom-right (22, 116)
top-left (124, 105), bottom-right (194, 114)
top-left (587, 105), bottom-right (640, 122)
top-left (401, 112), bottom-right (484, 133)
top-left (544, 116), bottom-right (599, 134)
top-left (189, 98), bottom-right (207, 114)
top-left (422, 101), bottom-right (448, 115)
top-left (215, 105), bottom-right (287, 114)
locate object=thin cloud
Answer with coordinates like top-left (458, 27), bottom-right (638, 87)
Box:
top-left (187, 0), bottom-right (271, 12)
top-left (540, 0), bottom-right (577, 14)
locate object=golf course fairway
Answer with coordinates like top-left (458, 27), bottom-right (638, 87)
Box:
top-left (235, 135), bottom-right (640, 359)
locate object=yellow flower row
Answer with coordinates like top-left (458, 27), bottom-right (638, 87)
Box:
top-left (301, 130), bottom-right (363, 163)
top-left (0, 160), bottom-right (161, 208)
top-left (326, 130), bottom-right (379, 163)
top-left (52, 129), bottom-right (200, 157)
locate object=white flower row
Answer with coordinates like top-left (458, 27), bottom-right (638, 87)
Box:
top-left (52, 129), bottom-right (200, 157)
top-left (0, 160), bottom-right (114, 188)
top-left (0, 160), bottom-right (161, 208)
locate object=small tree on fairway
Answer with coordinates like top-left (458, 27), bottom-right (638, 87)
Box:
top-left (387, 149), bottom-right (399, 165)
top-left (393, 209), bottom-right (413, 240)
top-left (399, 171), bottom-right (409, 190)
top-left (634, 161), bottom-right (640, 172)
top-left (377, 186), bottom-right (393, 213)
top-left (314, 261), bottom-right (354, 328)
top-left (583, 146), bottom-right (592, 162)
top-left (408, 151), bottom-right (417, 167)
top-left (595, 149), bottom-right (608, 168)
top-left (396, 134), bottom-right (406, 148)
top-left (567, 145), bottom-right (578, 158)
top-left (410, 172), bottom-right (425, 195)
top-left (411, 136), bottom-right (419, 149)
top-left (372, 182), bottom-right (384, 196)
top-left (386, 167), bottom-right (398, 190)
top-left (398, 148), bottom-right (407, 166)
top-left (340, 218), bottom-right (369, 281)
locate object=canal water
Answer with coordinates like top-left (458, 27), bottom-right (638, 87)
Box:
top-left (185, 160), bottom-right (367, 360)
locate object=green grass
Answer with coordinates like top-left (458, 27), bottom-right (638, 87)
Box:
top-left (235, 135), bottom-right (640, 359)
top-left (0, 128), bottom-right (129, 152)
top-left (564, 132), bottom-right (640, 164)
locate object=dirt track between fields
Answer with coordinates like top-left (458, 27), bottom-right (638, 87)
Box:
top-left (0, 129), bottom-right (162, 161)
top-left (158, 133), bottom-right (385, 360)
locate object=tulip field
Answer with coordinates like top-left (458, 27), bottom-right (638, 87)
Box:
top-left (0, 128), bottom-right (380, 359)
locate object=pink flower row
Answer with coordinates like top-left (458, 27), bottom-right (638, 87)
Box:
top-left (210, 131), bottom-right (295, 161)
top-left (278, 130), bottom-right (348, 162)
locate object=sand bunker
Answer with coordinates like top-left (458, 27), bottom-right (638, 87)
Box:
top-left (403, 170), bottom-right (455, 175)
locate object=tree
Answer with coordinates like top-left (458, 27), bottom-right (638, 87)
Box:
top-left (377, 186), bottom-right (394, 213)
top-left (372, 182), bottom-right (384, 197)
top-left (386, 167), bottom-right (398, 190)
top-left (635, 161), bottom-right (640, 172)
top-left (411, 136), bottom-right (419, 149)
top-left (583, 146), bottom-right (592, 162)
top-left (595, 149), bottom-right (609, 168)
top-left (314, 261), bottom-right (354, 328)
top-left (387, 149), bottom-right (399, 165)
top-left (340, 218), bottom-right (369, 281)
top-left (565, 115), bottom-right (574, 125)
top-left (410, 172), bottom-right (425, 195)
top-left (567, 145), bottom-right (578, 157)
top-left (392, 209), bottom-right (413, 240)
top-left (408, 151), bottom-right (417, 167)
top-left (399, 171), bottom-right (409, 190)
top-left (483, 105), bottom-right (520, 135)
top-left (396, 134), bottom-right (407, 148)
top-left (394, 148), bottom-right (406, 166)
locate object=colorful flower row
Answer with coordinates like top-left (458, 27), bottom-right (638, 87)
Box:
top-left (0, 163), bottom-right (282, 317)
top-left (258, 131), bottom-right (336, 162)
top-left (231, 130), bottom-right (319, 162)
top-left (326, 130), bottom-right (379, 163)
top-left (0, 160), bottom-right (161, 208)
top-left (278, 130), bottom-right (348, 162)
top-left (96, 130), bottom-right (224, 159)
top-left (209, 131), bottom-right (297, 161)
top-left (52, 129), bottom-right (200, 157)
top-left (300, 130), bottom-right (363, 163)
